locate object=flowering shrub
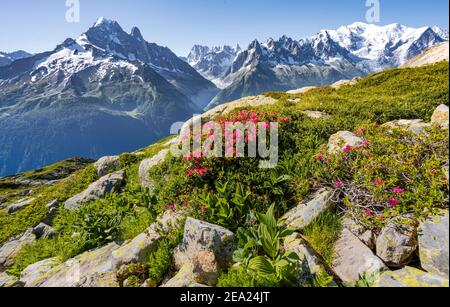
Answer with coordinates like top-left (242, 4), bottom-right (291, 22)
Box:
top-left (314, 123), bottom-right (449, 228)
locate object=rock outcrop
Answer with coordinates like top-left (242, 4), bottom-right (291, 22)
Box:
top-left (332, 229), bottom-right (387, 284)
top-left (94, 156), bottom-right (120, 177)
top-left (138, 149), bottom-right (169, 192)
top-left (327, 131), bottom-right (365, 154)
top-left (431, 104), bottom-right (449, 129)
top-left (20, 258), bottom-right (58, 287)
top-left (169, 218), bottom-right (236, 287)
top-left (0, 229), bottom-right (36, 271)
top-left (64, 171), bottom-right (125, 210)
top-left (0, 272), bottom-right (23, 287)
top-left (20, 211), bottom-right (181, 287)
top-left (376, 217), bottom-right (418, 267)
top-left (6, 198), bottom-right (35, 214)
top-left (374, 266), bottom-right (449, 287)
top-left (382, 119), bottom-right (431, 136)
top-left (282, 189), bottom-right (333, 230)
top-left (418, 211), bottom-right (449, 277)
top-left (342, 217), bottom-right (375, 250)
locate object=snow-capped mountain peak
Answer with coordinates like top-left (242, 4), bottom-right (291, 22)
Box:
top-left (187, 44), bottom-right (241, 88)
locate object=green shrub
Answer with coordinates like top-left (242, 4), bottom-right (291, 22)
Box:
top-left (313, 124), bottom-right (449, 227)
top-left (147, 226), bottom-right (184, 284)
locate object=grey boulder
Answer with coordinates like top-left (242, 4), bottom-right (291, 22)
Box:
top-left (64, 171), bottom-right (125, 210)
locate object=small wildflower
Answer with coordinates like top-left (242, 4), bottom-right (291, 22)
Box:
top-left (334, 181), bottom-right (344, 188)
top-left (392, 188), bottom-right (405, 194)
top-left (363, 209), bottom-right (374, 217)
top-left (167, 204), bottom-right (176, 212)
top-left (342, 145), bottom-right (353, 153)
top-left (375, 180), bottom-right (385, 186)
top-left (388, 198), bottom-right (399, 208)
top-left (316, 154), bottom-right (324, 162)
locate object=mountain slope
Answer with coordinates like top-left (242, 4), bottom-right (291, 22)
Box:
top-left (198, 22), bottom-right (448, 109)
top-left (78, 18), bottom-right (218, 108)
top-left (403, 42), bottom-right (449, 68)
top-left (186, 45), bottom-right (240, 88)
top-left (0, 19), bottom-right (203, 177)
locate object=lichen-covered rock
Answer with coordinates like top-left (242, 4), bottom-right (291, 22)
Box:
top-left (172, 218), bottom-right (235, 286)
top-left (64, 171), bottom-right (125, 210)
top-left (192, 250), bottom-right (221, 286)
top-left (418, 211), bottom-right (449, 277)
top-left (28, 211), bottom-right (181, 287)
top-left (327, 131), bottom-right (364, 154)
top-left (282, 189), bottom-right (333, 230)
top-left (161, 264), bottom-right (209, 288)
top-left (302, 110), bottom-right (330, 120)
top-left (342, 217), bottom-right (375, 250)
top-left (32, 223), bottom-right (58, 239)
top-left (94, 156), bottom-right (120, 177)
top-left (21, 258), bottom-right (58, 287)
top-left (332, 229), bottom-right (387, 284)
top-left (382, 119), bottom-right (431, 136)
top-left (174, 218), bottom-right (236, 271)
top-left (112, 210), bottom-right (182, 265)
top-left (376, 217), bottom-right (418, 267)
top-left (0, 228), bottom-right (36, 271)
top-left (374, 267), bottom-right (449, 287)
top-left (138, 149), bottom-right (169, 192)
top-left (6, 198), bottom-right (35, 214)
top-left (431, 104), bottom-right (449, 129)
top-left (0, 272), bottom-right (23, 287)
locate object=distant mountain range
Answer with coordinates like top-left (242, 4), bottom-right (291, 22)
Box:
top-left (188, 22), bottom-right (448, 109)
top-left (0, 19), bottom-right (448, 176)
top-left (0, 50), bottom-right (31, 67)
top-left (0, 18), bottom-right (217, 176)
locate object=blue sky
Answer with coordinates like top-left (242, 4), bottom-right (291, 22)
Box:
top-left (1, 0), bottom-right (448, 56)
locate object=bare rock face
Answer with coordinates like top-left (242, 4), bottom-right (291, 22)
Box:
top-left (138, 149), bottom-right (169, 192)
top-left (282, 189), bottom-right (333, 230)
top-left (332, 229), bottom-right (387, 284)
top-left (418, 211), bottom-right (449, 277)
top-left (327, 131), bottom-right (364, 154)
top-left (431, 104), bottom-right (449, 129)
top-left (64, 171), bottom-right (125, 210)
top-left (376, 217), bottom-right (418, 268)
top-left (94, 156), bottom-right (120, 177)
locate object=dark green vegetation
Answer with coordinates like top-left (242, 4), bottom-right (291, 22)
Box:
top-left (1, 63), bottom-right (448, 286)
